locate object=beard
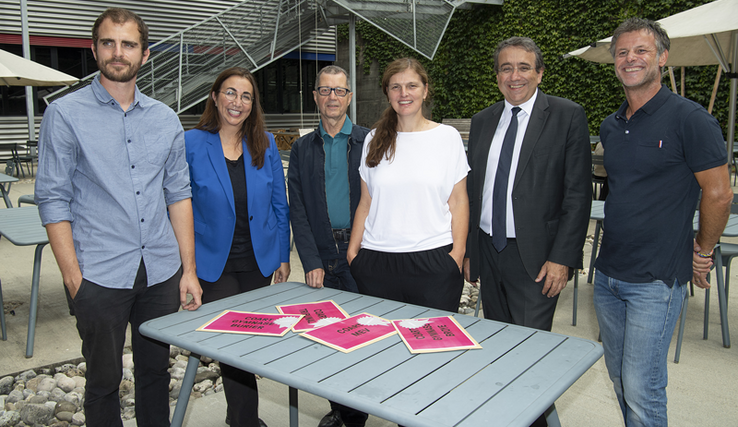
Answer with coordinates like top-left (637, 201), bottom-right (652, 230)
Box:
top-left (97, 56), bottom-right (142, 83)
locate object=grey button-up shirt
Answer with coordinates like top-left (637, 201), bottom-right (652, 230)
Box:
top-left (35, 75), bottom-right (191, 289)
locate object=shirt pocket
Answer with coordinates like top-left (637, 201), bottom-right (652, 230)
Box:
top-left (143, 135), bottom-right (172, 166)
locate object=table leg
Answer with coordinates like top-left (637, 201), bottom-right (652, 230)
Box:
top-left (703, 288), bottom-right (710, 340)
top-left (544, 404), bottom-right (561, 427)
top-left (25, 243), bottom-right (47, 358)
top-left (289, 386), bottom-right (299, 427)
top-left (588, 221), bottom-right (602, 283)
top-left (1, 185), bottom-right (12, 208)
top-left (572, 271), bottom-right (578, 326)
top-left (1, 278), bottom-right (7, 341)
top-left (714, 247), bottom-right (731, 348)
top-left (170, 354), bottom-right (200, 427)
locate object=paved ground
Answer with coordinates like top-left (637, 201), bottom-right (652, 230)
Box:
top-left (1, 178), bottom-right (737, 426)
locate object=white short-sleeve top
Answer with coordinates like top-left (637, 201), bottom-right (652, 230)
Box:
top-left (358, 124), bottom-right (470, 253)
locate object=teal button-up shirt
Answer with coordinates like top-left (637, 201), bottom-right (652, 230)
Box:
top-left (320, 116), bottom-right (353, 229)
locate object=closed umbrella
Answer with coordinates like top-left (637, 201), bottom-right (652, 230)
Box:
top-left (0, 48), bottom-right (78, 87)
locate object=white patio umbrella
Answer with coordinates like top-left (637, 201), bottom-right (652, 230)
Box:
top-left (564, 0), bottom-right (738, 162)
top-left (0, 48), bottom-right (78, 86)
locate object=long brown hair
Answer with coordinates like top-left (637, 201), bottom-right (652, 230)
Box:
top-left (365, 57), bottom-right (430, 168)
top-left (195, 67), bottom-right (269, 169)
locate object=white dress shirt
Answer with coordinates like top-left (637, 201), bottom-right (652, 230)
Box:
top-left (480, 90), bottom-right (539, 237)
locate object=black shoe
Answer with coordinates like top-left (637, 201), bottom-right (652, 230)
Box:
top-left (226, 414), bottom-right (267, 427)
top-left (318, 410), bottom-right (343, 427)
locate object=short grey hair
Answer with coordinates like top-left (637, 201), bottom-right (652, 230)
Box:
top-left (609, 17), bottom-right (671, 58)
top-left (314, 65), bottom-right (350, 90)
top-left (493, 37), bottom-right (545, 73)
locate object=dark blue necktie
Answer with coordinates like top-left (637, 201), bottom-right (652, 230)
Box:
top-left (492, 106), bottom-right (521, 252)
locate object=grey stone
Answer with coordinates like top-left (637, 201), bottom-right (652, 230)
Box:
top-left (16, 371), bottom-right (36, 383)
top-left (121, 396), bottom-right (135, 408)
top-left (6, 391), bottom-right (23, 405)
top-left (121, 406), bottom-right (136, 421)
top-left (27, 395), bottom-right (47, 405)
top-left (19, 403), bottom-right (54, 425)
top-left (0, 410), bottom-right (21, 427)
top-left (71, 387), bottom-right (84, 396)
top-left (169, 367), bottom-right (185, 381)
top-left (194, 370), bottom-right (219, 383)
top-left (54, 401), bottom-right (77, 415)
top-left (55, 411), bottom-right (73, 422)
top-left (49, 388), bottom-right (66, 403)
top-left (62, 392), bottom-right (82, 407)
top-left (193, 379), bottom-right (213, 393)
top-left (71, 377), bottom-right (85, 390)
top-left (50, 422), bottom-right (71, 427)
top-left (0, 377), bottom-right (15, 395)
top-left (122, 368), bottom-right (134, 382)
top-left (119, 379), bottom-right (134, 394)
top-left (169, 346), bottom-right (181, 359)
top-left (55, 377), bottom-right (75, 393)
top-left (54, 365), bottom-right (76, 375)
top-left (199, 355), bottom-right (213, 364)
top-left (71, 411), bottom-right (85, 426)
top-left (76, 363), bottom-right (86, 375)
top-left (122, 353), bottom-right (134, 370)
top-left (36, 378), bottom-right (57, 393)
top-left (169, 382), bottom-right (182, 399)
top-left (20, 389), bottom-right (33, 400)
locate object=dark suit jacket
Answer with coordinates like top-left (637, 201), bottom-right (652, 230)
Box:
top-left (466, 91), bottom-right (592, 281)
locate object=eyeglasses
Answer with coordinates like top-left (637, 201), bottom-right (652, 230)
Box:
top-left (220, 89), bottom-right (253, 104)
top-left (498, 65), bottom-right (535, 75)
top-left (316, 86), bottom-right (351, 97)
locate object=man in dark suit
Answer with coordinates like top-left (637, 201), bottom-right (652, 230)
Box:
top-left (464, 37), bottom-right (591, 334)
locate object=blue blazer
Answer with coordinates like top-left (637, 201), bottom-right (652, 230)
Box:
top-left (185, 128), bottom-right (290, 281)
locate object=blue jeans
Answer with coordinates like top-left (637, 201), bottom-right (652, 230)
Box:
top-left (593, 271), bottom-right (686, 427)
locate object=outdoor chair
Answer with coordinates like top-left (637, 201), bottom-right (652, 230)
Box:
top-left (18, 194), bottom-right (35, 206)
top-left (674, 193), bottom-right (738, 362)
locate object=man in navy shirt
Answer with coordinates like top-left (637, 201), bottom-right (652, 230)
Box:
top-left (36, 8), bottom-right (201, 426)
top-left (595, 17), bottom-right (732, 426)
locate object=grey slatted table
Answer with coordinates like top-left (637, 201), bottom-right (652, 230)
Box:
top-left (140, 282), bottom-right (603, 427)
top-left (0, 172), bottom-right (19, 208)
top-left (0, 206), bottom-right (49, 355)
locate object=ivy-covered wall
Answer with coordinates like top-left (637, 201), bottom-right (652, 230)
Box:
top-left (338, 0), bottom-right (735, 137)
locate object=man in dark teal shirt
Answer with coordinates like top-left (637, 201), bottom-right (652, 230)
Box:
top-left (288, 65), bottom-right (369, 427)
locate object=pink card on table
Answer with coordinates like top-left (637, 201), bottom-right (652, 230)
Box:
top-left (392, 316), bottom-right (482, 354)
top-left (196, 310), bottom-right (303, 337)
top-left (276, 300), bottom-right (349, 332)
top-left (300, 313), bottom-right (397, 353)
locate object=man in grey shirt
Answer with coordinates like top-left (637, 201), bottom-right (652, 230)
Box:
top-left (35, 8), bottom-right (201, 426)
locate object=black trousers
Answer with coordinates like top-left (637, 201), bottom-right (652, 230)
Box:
top-left (72, 260), bottom-right (181, 427)
top-left (351, 244), bottom-right (464, 313)
top-left (479, 233), bottom-right (557, 427)
top-left (478, 233), bottom-right (559, 332)
top-left (199, 260), bottom-right (272, 427)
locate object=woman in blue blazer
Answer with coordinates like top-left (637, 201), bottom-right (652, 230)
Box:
top-left (185, 67), bottom-right (290, 427)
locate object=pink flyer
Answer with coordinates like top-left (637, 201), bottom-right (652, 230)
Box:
top-left (196, 310), bottom-right (303, 337)
top-left (276, 300), bottom-right (349, 332)
top-left (392, 316), bottom-right (482, 353)
top-left (300, 313), bottom-right (397, 353)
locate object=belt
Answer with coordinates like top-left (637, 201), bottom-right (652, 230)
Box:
top-left (332, 228), bottom-right (351, 242)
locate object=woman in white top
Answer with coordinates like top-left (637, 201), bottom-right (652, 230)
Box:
top-left (347, 57), bottom-right (470, 312)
